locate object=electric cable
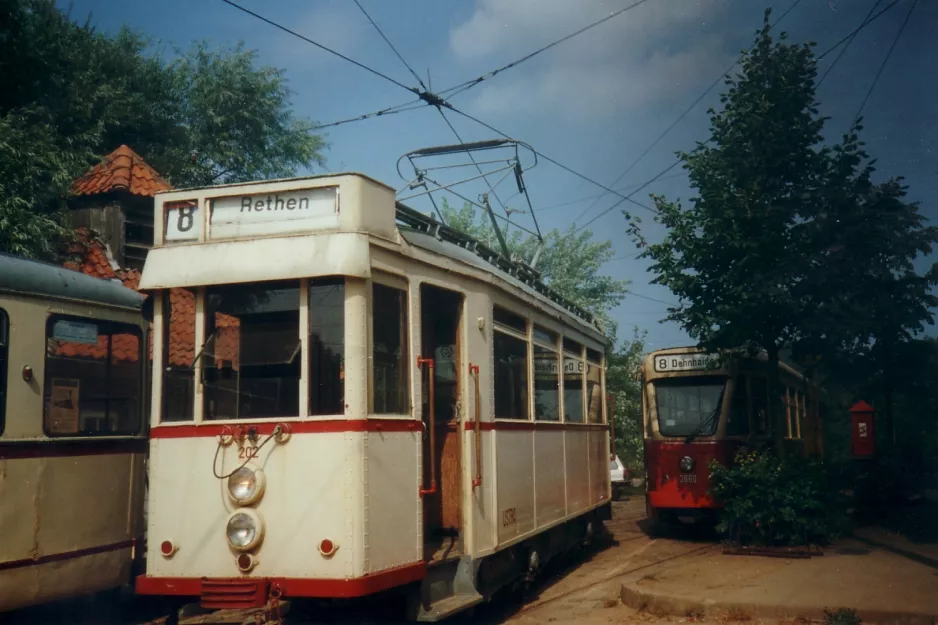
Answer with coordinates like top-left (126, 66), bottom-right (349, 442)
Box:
top-left (570, 0), bottom-right (805, 226)
top-left (220, 0), bottom-right (416, 94)
top-left (353, 0), bottom-right (429, 91)
top-left (572, 0), bottom-right (898, 233)
top-left (853, 0), bottom-right (917, 122)
top-left (439, 0), bottom-right (655, 100)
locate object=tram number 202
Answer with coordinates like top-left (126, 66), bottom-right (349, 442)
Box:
top-left (679, 474), bottom-right (697, 485)
top-left (238, 446), bottom-right (260, 460)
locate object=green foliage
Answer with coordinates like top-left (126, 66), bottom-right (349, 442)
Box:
top-left (439, 197), bottom-right (628, 339)
top-left (710, 449), bottom-right (848, 547)
top-left (638, 10), bottom-right (938, 456)
top-left (0, 0), bottom-right (326, 259)
top-left (606, 329), bottom-right (646, 472)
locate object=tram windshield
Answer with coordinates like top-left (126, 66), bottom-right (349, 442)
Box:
top-left (654, 377), bottom-right (726, 438)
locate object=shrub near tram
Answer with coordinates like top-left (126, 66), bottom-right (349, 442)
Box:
top-left (709, 449), bottom-right (848, 547)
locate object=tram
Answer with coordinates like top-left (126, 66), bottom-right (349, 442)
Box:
top-left (134, 173), bottom-right (612, 621)
top-left (641, 346), bottom-right (823, 529)
top-left (0, 253), bottom-right (149, 612)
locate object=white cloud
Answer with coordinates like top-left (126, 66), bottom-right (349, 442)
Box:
top-left (266, 1), bottom-right (366, 70)
top-left (449, 0), bottom-right (735, 122)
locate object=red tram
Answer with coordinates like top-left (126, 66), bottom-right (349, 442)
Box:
top-left (640, 347), bottom-right (823, 529)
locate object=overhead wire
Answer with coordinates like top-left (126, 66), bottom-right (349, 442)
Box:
top-left (571, 0), bottom-right (805, 227)
top-left (571, 0), bottom-right (899, 234)
top-left (438, 0), bottom-right (655, 101)
top-left (816, 0), bottom-right (884, 86)
top-left (312, 99), bottom-right (425, 130)
top-left (852, 0), bottom-right (917, 122)
top-left (219, 0), bottom-right (417, 94)
top-left (353, 0), bottom-right (429, 91)
top-left (441, 104), bottom-right (658, 216)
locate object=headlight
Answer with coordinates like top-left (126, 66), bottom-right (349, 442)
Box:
top-left (227, 465), bottom-right (265, 505)
top-left (226, 509), bottom-right (264, 552)
top-left (679, 456), bottom-right (695, 473)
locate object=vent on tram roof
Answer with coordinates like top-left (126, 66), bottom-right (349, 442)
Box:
top-left (395, 202), bottom-right (596, 326)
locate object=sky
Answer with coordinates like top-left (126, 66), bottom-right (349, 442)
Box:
top-left (63, 0), bottom-right (936, 351)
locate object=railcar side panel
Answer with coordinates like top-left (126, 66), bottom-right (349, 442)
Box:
top-left (533, 431), bottom-right (566, 526)
top-left (495, 431), bottom-right (535, 544)
top-left (363, 430), bottom-right (421, 573)
top-left (589, 429), bottom-right (610, 505)
top-left (564, 430), bottom-right (591, 513)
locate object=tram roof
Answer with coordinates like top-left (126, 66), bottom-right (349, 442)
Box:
top-left (0, 252), bottom-right (146, 311)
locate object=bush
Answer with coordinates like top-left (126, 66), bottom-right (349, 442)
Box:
top-left (709, 448), bottom-right (848, 546)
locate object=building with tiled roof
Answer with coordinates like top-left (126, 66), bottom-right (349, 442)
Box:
top-left (63, 146), bottom-right (240, 391)
top-left (68, 145), bottom-right (172, 271)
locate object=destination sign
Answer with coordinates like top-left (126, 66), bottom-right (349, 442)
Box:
top-left (654, 353), bottom-right (720, 373)
top-left (534, 358), bottom-right (586, 378)
top-left (209, 187), bottom-right (338, 239)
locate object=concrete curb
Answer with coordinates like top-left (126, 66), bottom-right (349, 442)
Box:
top-left (619, 581), bottom-right (938, 625)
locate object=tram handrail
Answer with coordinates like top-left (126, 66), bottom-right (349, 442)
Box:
top-left (418, 357), bottom-right (437, 497)
top-left (470, 364), bottom-right (482, 489)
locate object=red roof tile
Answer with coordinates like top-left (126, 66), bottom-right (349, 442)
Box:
top-left (70, 145), bottom-right (171, 198)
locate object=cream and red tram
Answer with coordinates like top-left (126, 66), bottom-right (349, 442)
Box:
top-left (0, 254), bottom-right (148, 613)
top-left (135, 174), bottom-right (612, 621)
top-left (641, 346), bottom-right (823, 529)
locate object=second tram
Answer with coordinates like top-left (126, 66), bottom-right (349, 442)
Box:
top-left (0, 253), bottom-right (149, 612)
top-left (641, 346), bottom-right (823, 528)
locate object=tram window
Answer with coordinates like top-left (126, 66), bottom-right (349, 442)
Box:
top-left (727, 376), bottom-right (751, 436)
top-left (751, 377), bottom-right (770, 436)
top-left (0, 309), bottom-right (7, 435)
top-left (563, 338), bottom-right (585, 423)
top-left (373, 284), bottom-right (409, 414)
top-left (162, 288), bottom-right (196, 422)
top-left (563, 337), bottom-right (583, 356)
top-left (654, 378), bottom-right (725, 438)
top-left (586, 353), bottom-right (604, 424)
top-left (43, 315), bottom-right (143, 436)
top-left (494, 307), bottom-right (527, 334)
top-left (494, 330), bottom-right (529, 420)
top-left (309, 280), bottom-right (345, 416)
top-left (202, 282), bottom-right (301, 420)
top-left (533, 344), bottom-right (560, 421)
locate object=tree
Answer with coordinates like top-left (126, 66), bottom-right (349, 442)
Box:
top-left (0, 0), bottom-right (326, 259)
top-left (607, 329), bottom-right (647, 473)
top-left (439, 197), bottom-right (628, 339)
top-left (641, 12), bottom-right (826, 444)
top-left (639, 10), bottom-right (938, 456)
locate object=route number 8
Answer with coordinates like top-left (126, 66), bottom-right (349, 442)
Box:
top-left (177, 206), bottom-right (195, 232)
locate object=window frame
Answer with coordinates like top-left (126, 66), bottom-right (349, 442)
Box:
top-left (43, 313), bottom-right (145, 438)
top-left (0, 308), bottom-right (8, 436)
top-left (370, 276), bottom-right (411, 416)
top-left (492, 304), bottom-right (531, 421)
top-left (562, 338), bottom-right (586, 424)
top-left (532, 324), bottom-right (561, 422)
top-left (586, 348), bottom-right (605, 424)
top-left (306, 277), bottom-right (347, 418)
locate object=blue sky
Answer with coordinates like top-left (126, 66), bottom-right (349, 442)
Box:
top-left (66, 0), bottom-right (936, 351)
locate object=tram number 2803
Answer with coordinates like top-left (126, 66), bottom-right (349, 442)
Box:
top-left (678, 474), bottom-right (697, 485)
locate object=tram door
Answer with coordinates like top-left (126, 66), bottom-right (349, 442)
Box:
top-left (419, 284), bottom-right (464, 561)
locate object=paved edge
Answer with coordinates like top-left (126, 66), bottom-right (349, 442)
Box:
top-left (619, 582), bottom-right (938, 625)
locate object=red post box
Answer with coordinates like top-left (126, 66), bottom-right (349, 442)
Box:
top-left (849, 400), bottom-right (875, 458)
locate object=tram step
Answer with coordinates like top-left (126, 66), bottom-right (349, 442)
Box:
top-left (415, 592), bottom-right (485, 622)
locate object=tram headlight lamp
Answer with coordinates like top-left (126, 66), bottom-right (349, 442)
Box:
top-left (227, 465), bottom-right (265, 505)
top-left (679, 456), bottom-right (695, 473)
top-left (225, 509), bottom-right (264, 552)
